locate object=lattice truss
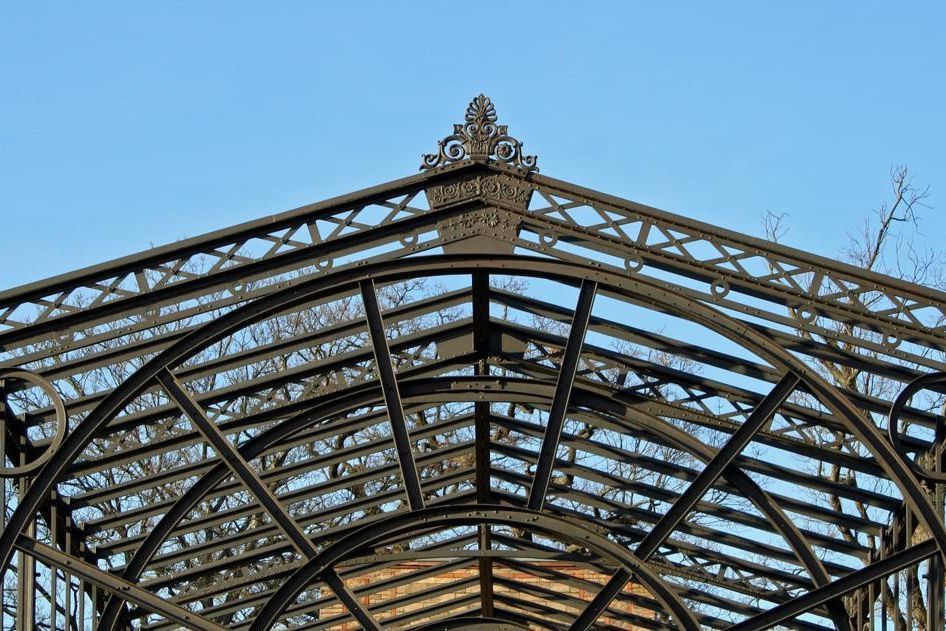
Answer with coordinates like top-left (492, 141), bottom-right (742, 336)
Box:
top-left (1, 96), bottom-right (945, 631)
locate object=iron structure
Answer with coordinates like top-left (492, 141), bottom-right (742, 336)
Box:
top-left (1, 95), bottom-right (945, 630)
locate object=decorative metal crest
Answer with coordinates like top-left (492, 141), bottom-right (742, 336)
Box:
top-left (421, 94), bottom-right (538, 172)
top-left (426, 174), bottom-right (532, 211)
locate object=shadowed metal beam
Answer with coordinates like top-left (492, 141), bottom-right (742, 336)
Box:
top-left (156, 368), bottom-right (317, 558)
top-left (247, 504), bottom-right (701, 631)
top-left (728, 538), bottom-right (939, 631)
top-left (635, 371), bottom-right (800, 561)
top-left (527, 280), bottom-right (597, 511)
top-left (565, 372), bottom-right (847, 631)
top-left (158, 368), bottom-right (388, 631)
top-left (6, 246), bottom-right (944, 631)
top-left (324, 568), bottom-right (383, 631)
top-left (360, 279), bottom-right (425, 510)
top-left (472, 271), bottom-right (495, 617)
top-left (477, 522), bottom-right (495, 617)
top-left (568, 567), bottom-right (632, 631)
top-left (14, 534), bottom-right (227, 631)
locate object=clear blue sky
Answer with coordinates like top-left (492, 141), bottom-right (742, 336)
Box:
top-left (2, 3), bottom-right (944, 290)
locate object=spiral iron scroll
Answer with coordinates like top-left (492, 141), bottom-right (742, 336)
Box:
top-left (421, 94), bottom-right (538, 172)
top-left (888, 371), bottom-right (946, 483)
top-left (0, 369), bottom-right (68, 479)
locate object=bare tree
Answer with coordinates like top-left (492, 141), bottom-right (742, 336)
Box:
top-left (765, 165), bottom-right (943, 629)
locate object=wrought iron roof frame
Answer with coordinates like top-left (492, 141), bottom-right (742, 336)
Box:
top-left (1, 94), bottom-right (944, 630)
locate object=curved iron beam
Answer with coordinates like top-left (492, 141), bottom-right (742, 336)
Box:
top-left (888, 371), bottom-right (946, 483)
top-left (99, 378), bottom-right (696, 630)
top-left (246, 505), bottom-right (701, 631)
top-left (2, 254), bottom-right (942, 630)
top-left (99, 376), bottom-right (846, 630)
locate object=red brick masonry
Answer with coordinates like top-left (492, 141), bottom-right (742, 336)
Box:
top-left (319, 561), bottom-right (652, 629)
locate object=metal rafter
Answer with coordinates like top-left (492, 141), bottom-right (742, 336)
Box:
top-left (499, 355), bottom-right (902, 512)
top-left (360, 278), bottom-right (425, 510)
top-left (13, 535), bottom-right (226, 631)
top-left (729, 539), bottom-right (940, 631)
top-left (156, 368), bottom-right (318, 558)
top-left (635, 372), bottom-right (802, 561)
top-left (566, 371), bottom-right (847, 631)
top-left (527, 280), bottom-right (597, 511)
top-left (92, 380), bottom-right (836, 616)
top-left (247, 505), bottom-right (702, 631)
top-left (472, 271), bottom-right (496, 618)
top-left (2, 96), bottom-right (945, 631)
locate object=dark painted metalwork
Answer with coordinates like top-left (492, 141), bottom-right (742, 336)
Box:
top-left (0, 369), bottom-right (67, 478)
top-left (728, 539), bottom-right (940, 631)
top-left (3, 253), bottom-right (940, 631)
top-left (360, 278), bottom-right (425, 510)
top-left (633, 372), bottom-right (801, 562)
top-left (14, 535), bottom-right (227, 631)
top-left (1, 95), bottom-right (944, 631)
top-left (568, 568), bottom-right (633, 631)
top-left (156, 368), bottom-right (319, 558)
top-left (472, 271), bottom-right (496, 618)
top-left (94, 375), bottom-right (846, 629)
top-left (527, 279), bottom-right (597, 511)
top-left (422, 94), bottom-right (537, 172)
top-left (888, 371), bottom-right (946, 482)
top-left (324, 568), bottom-right (384, 631)
top-left (247, 505), bottom-right (700, 631)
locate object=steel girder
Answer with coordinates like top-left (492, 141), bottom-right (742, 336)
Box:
top-left (2, 96), bottom-right (945, 631)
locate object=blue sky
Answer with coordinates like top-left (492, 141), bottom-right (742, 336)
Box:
top-left (1, 3), bottom-right (944, 290)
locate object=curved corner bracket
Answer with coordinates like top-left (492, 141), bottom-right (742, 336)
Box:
top-left (421, 94), bottom-right (538, 173)
top-left (0, 369), bottom-right (68, 479)
top-left (889, 371), bottom-right (946, 484)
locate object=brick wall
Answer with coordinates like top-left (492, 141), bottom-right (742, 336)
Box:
top-left (319, 562), bottom-right (653, 629)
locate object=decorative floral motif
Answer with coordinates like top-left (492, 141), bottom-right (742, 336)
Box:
top-left (437, 208), bottom-right (521, 243)
top-left (421, 94), bottom-right (538, 172)
top-left (426, 174), bottom-right (533, 210)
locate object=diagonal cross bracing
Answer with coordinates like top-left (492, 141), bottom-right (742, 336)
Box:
top-left (156, 368), bottom-right (318, 559)
top-left (360, 278), bottom-right (426, 510)
top-left (568, 372), bottom-right (803, 631)
top-left (14, 535), bottom-right (227, 631)
top-left (527, 280), bottom-right (597, 511)
top-left (1, 95), bottom-right (945, 631)
top-left (156, 367), bottom-right (382, 629)
top-left (634, 371), bottom-right (801, 561)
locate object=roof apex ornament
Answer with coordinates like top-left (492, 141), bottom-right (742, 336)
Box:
top-left (421, 94), bottom-right (538, 173)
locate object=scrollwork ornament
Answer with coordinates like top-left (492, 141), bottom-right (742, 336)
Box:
top-left (437, 208), bottom-right (520, 241)
top-left (888, 371), bottom-right (946, 483)
top-left (0, 369), bottom-right (68, 478)
top-left (421, 94), bottom-right (538, 172)
top-left (426, 175), bottom-right (532, 210)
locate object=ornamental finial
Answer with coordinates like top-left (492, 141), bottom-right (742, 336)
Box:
top-left (421, 94), bottom-right (538, 172)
